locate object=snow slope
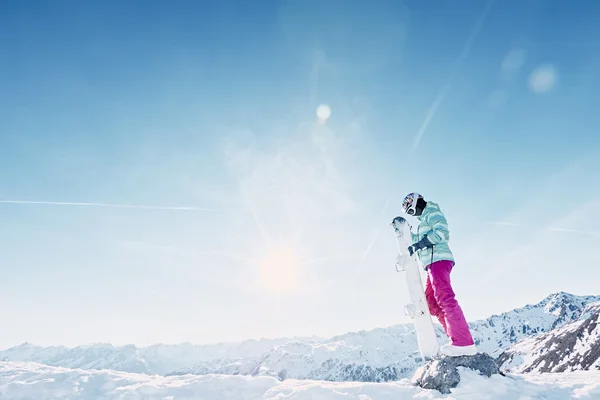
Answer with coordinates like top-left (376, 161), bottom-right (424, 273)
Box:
top-left (469, 292), bottom-right (600, 356)
top-left (497, 302), bottom-right (600, 373)
top-left (1, 292), bottom-right (598, 382)
top-left (1, 361), bottom-right (599, 400)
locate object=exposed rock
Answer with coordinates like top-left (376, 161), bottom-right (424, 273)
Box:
top-left (497, 303), bottom-right (600, 373)
top-left (310, 361), bottom-right (411, 382)
top-left (470, 292), bottom-right (600, 356)
top-left (412, 353), bottom-right (502, 394)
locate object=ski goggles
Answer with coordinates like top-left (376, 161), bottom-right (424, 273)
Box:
top-left (402, 192), bottom-right (421, 216)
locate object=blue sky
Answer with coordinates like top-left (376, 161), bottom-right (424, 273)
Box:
top-left (1, 0), bottom-right (600, 348)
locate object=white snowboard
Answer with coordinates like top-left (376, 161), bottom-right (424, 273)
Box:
top-left (391, 216), bottom-right (440, 360)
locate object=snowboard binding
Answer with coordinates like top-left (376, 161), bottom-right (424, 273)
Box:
top-left (404, 303), bottom-right (426, 319)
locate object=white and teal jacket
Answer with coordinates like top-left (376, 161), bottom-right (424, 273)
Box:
top-left (410, 201), bottom-right (455, 268)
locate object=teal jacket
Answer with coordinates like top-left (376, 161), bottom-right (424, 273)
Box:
top-left (410, 201), bottom-right (455, 268)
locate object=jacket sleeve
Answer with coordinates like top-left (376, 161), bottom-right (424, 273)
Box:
top-left (424, 209), bottom-right (450, 244)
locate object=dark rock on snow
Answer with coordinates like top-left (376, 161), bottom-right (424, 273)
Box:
top-left (496, 305), bottom-right (600, 373)
top-left (412, 353), bottom-right (502, 394)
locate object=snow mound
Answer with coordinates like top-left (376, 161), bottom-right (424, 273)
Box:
top-left (1, 361), bottom-right (600, 400)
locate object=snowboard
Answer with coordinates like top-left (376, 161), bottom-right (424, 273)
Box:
top-left (391, 216), bottom-right (440, 360)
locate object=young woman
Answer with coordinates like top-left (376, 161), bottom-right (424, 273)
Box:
top-left (402, 192), bottom-right (477, 357)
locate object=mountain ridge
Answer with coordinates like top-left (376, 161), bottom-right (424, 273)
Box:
top-left (497, 300), bottom-right (600, 373)
top-left (2, 291), bottom-right (599, 381)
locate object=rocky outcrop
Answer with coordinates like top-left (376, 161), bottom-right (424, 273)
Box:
top-left (412, 353), bottom-right (502, 394)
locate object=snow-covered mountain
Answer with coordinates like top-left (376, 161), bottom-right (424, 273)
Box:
top-left (0, 337), bottom-right (319, 376)
top-left (0, 343), bottom-right (155, 374)
top-left (469, 291), bottom-right (600, 356)
top-left (170, 324), bottom-right (438, 382)
top-left (2, 292), bottom-right (598, 381)
top-left (497, 301), bottom-right (600, 373)
top-left (170, 292), bottom-right (600, 381)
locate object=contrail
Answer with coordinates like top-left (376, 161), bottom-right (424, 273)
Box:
top-left (359, 198), bottom-right (391, 265)
top-left (354, 198), bottom-right (391, 289)
top-left (249, 207), bottom-right (270, 248)
top-left (412, 0), bottom-right (494, 151)
top-left (489, 220), bottom-right (600, 237)
top-left (309, 50), bottom-right (323, 107)
top-left (0, 199), bottom-right (218, 211)
top-left (351, 199), bottom-right (391, 304)
top-left (232, 174), bottom-right (270, 248)
top-left (546, 227), bottom-right (600, 237)
top-left (488, 221), bottom-right (520, 227)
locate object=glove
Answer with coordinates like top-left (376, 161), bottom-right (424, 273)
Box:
top-left (408, 245), bottom-right (417, 256)
top-left (407, 235), bottom-right (433, 256)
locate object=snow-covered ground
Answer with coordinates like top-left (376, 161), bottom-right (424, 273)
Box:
top-left (2, 291), bottom-right (599, 399)
top-left (0, 361), bottom-right (599, 400)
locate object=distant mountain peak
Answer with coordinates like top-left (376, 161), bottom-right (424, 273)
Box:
top-left (498, 302), bottom-right (600, 373)
top-left (1, 291), bottom-right (599, 381)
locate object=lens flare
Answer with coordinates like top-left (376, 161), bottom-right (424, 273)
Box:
top-left (316, 104), bottom-right (331, 122)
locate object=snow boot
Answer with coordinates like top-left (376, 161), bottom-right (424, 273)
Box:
top-left (440, 343), bottom-right (478, 357)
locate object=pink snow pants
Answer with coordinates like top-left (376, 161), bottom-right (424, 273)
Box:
top-left (424, 260), bottom-right (475, 347)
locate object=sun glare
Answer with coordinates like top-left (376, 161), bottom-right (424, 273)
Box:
top-left (258, 245), bottom-right (301, 294)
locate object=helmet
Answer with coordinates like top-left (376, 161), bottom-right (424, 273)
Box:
top-left (402, 192), bottom-right (423, 216)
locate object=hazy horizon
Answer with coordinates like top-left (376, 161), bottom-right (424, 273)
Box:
top-left (1, 289), bottom-right (596, 349)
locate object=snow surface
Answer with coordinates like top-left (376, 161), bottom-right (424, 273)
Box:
top-left (1, 361), bottom-right (599, 400)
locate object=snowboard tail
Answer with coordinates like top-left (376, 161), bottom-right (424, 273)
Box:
top-left (391, 216), bottom-right (440, 360)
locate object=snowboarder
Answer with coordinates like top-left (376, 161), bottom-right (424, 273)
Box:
top-left (402, 192), bottom-right (478, 357)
